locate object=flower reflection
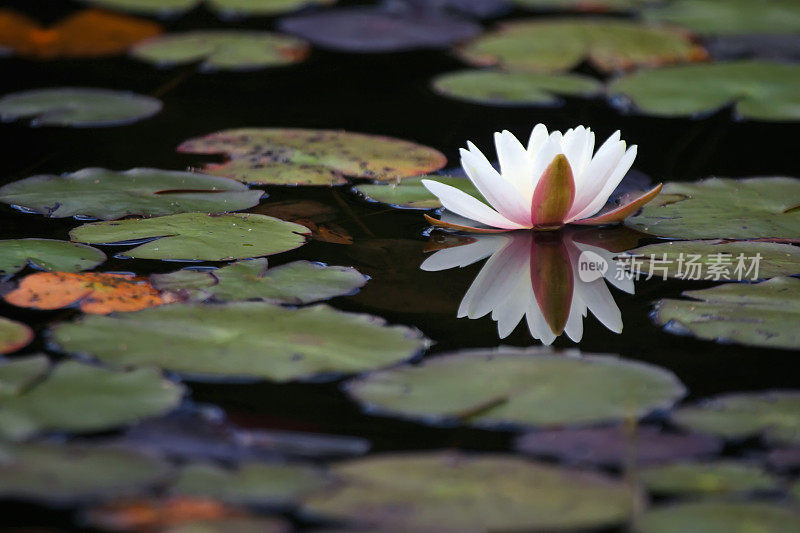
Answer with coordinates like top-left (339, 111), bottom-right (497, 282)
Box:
top-left (421, 229), bottom-right (634, 344)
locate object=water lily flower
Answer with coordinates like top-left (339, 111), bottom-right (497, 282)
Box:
top-left (422, 124), bottom-right (662, 232)
top-left (421, 229), bottom-right (634, 344)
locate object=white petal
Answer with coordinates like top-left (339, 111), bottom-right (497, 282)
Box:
top-left (527, 123), bottom-right (548, 154)
top-left (562, 126), bottom-right (588, 173)
top-left (529, 131), bottom-right (565, 193)
top-left (420, 236), bottom-right (509, 271)
top-left (460, 235), bottom-right (530, 318)
top-left (525, 299), bottom-right (557, 345)
top-left (569, 145), bottom-right (637, 221)
top-left (421, 179), bottom-right (527, 229)
top-left (581, 278), bottom-right (623, 333)
top-left (461, 148), bottom-right (532, 225)
top-left (568, 133), bottom-right (625, 218)
top-left (494, 130), bottom-right (536, 201)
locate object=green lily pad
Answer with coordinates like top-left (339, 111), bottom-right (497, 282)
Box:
top-left (83, 0), bottom-right (334, 17)
top-left (0, 442), bottom-right (172, 504)
top-left (354, 175), bottom-right (481, 209)
top-left (0, 355), bottom-right (184, 440)
top-left (625, 177), bottom-right (800, 240)
top-left (609, 61), bottom-right (800, 121)
top-left (0, 168), bottom-right (263, 220)
top-left (163, 518), bottom-right (290, 533)
top-left (0, 239), bottom-right (106, 277)
top-left (456, 18), bottom-right (704, 73)
top-left (51, 302), bottom-right (429, 382)
top-left (69, 213), bottom-right (310, 261)
top-left (131, 31), bottom-right (309, 71)
top-left (178, 128), bottom-right (447, 183)
top-left (346, 347), bottom-right (686, 427)
top-left (622, 240), bottom-right (800, 280)
top-left (303, 451), bottom-right (643, 531)
top-left (0, 87), bottom-right (162, 127)
top-left (672, 391), bottom-right (800, 446)
top-left (171, 462), bottom-right (330, 505)
top-left (634, 502), bottom-right (800, 533)
top-left (653, 277), bottom-right (800, 350)
top-left (150, 259), bottom-right (368, 304)
top-left (431, 69), bottom-right (602, 106)
top-left (638, 461), bottom-right (780, 495)
top-left (198, 157), bottom-right (348, 186)
top-left (644, 0), bottom-right (800, 36)
top-left (0, 317), bottom-right (34, 354)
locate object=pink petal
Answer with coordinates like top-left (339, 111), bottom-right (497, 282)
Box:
top-left (572, 184), bottom-right (662, 226)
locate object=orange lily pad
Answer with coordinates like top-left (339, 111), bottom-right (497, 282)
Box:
top-left (4, 272), bottom-right (178, 314)
top-left (86, 497), bottom-right (244, 531)
top-left (0, 9), bottom-right (162, 60)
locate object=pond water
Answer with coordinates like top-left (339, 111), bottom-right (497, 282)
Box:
top-left (1, 0), bottom-right (800, 531)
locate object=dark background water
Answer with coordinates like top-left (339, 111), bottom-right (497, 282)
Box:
top-left (2, 0), bottom-right (800, 529)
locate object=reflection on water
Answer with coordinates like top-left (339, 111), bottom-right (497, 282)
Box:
top-left (422, 229), bottom-right (634, 344)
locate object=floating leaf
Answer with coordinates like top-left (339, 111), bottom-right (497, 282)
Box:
top-left (516, 426), bottom-right (722, 467)
top-left (705, 34), bottom-right (800, 61)
top-left (178, 128), bottom-right (447, 183)
top-left (644, 0), bottom-right (800, 36)
top-left (86, 497), bottom-right (244, 532)
top-left (653, 277), bottom-right (800, 350)
top-left (433, 0), bottom-right (512, 19)
top-left (355, 175), bottom-right (481, 210)
top-left (457, 18), bottom-right (704, 73)
top-left (132, 31), bottom-right (309, 71)
top-left (513, 0), bottom-right (646, 11)
top-left (0, 354), bottom-right (49, 396)
top-left (622, 240), bottom-right (800, 280)
top-left (278, 6), bottom-right (482, 53)
top-left (609, 61), bottom-right (800, 121)
top-left (625, 177), bottom-right (800, 240)
top-left (766, 448), bottom-right (800, 471)
top-left (199, 158), bottom-right (348, 186)
top-left (638, 461), bottom-right (780, 495)
top-left (51, 302), bottom-right (429, 382)
top-left (0, 9), bottom-right (162, 59)
top-left (255, 199), bottom-right (352, 244)
top-left (347, 347), bottom-right (685, 427)
top-left (0, 317), bottom-right (34, 354)
top-left (70, 213), bottom-right (310, 261)
top-left (0, 442), bottom-right (172, 504)
top-left (0, 87), bottom-right (162, 128)
top-left (634, 502), bottom-right (800, 533)
top-left (171, 463), bottom-right (330, 506)
top-left (151, 259), bottom-right (367, 304)
top-left (0, 356), bottom-right (184, 440)
top-left (303, 451), bottom-right (642, 531)
top-left (0, 168), bottom-right (262, 220)
top-left (431, 69), bottom-right (602, 106)
top-left (162, 517), bottom-right (290, 533)
top-left (4, 272), bottom-right (178, 314)
top-left (83, 0), bottom-right (335, 17)
top-left (0, 239), bottom-right (106, 277)
top-left (672, 391), bottom-right (800, 446)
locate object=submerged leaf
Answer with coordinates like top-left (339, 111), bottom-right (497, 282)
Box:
top-left (644, 0), bottom-right (800, 36)
top-left (0, 87), bottom-right (162, 127)
top-left (0, 239), bottom-right (105, 277)
top-left (0, 317), bottom-right (34, 354)
top-left (634, 502), bottom-right (800, 533)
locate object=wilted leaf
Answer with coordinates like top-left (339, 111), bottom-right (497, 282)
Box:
top-left (638, 461), bottom-right (780, 495)
top-left (70, 213), bottom-right (310, 261)
top-left (634, 502), bottom-right (800, 533)
top-left (4, 272), bottom-right (178, 314)
top-left (644, 0), bottom-right (800, 36)
top-left (0, 168), bottom-right (262, 220)
top-left (255, 199), bottom-right (352, 243)
top-left (0, 317), bottom-right (34, 354)
top-left (86, 497), bottom-right (244, 532)
top-left (0, 87), bottom-right (162, 128)
top-left (0, 239), bottom-right (106, 277)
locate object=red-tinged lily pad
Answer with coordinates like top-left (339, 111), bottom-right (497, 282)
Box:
top-left (179, 128), bottom-right (446, 184)
top-left (0, 9), bottom-right (162, 59)
top-left (0, 317), bottom-right (33, 354)
top-left (278, 5), bottom-right (482, 53)
top-left (85, 497), bottom-right (246, 532)
top-left (254, 199), bottom-right (352, 244)
top-left (0, 239), bottom-right (106, 277)
top-left (457, 18), bottom-right (705, 73)
top-left (643, 0), bottom-right (800, 36)
top-left (131, 31), bottom-right (309, 71)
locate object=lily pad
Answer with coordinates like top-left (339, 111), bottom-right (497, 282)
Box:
top-left (0, 239), bottom-right (105, 277)
top-left (621, 240), bottom-right (800, 280)
top-left (672, 391), bottom-right (800, 446)
top-left (644, 0), bottom-right (800, 36)
top-left (150, 259), bottom-right (367, 304)
top-left (625, 177), bottom-right (800, 240)
top-left (346, 347), bottom-right (686, 427)
top-left (131, 31), bottom-right (309, 71)
top-left (178, 128), bottom-right (447, 183)
top-left (84, 497), bottom-right (244, 532)
top-left (0, 8), bottom-right (162, 59)
top-left (51, 302), bottom-right (429, 382)
top-left (0, 87), bottom-right (162, 127)
top-left (634, 502), bottom-right (800, 533)
top-left (4, 272), bottom-right (178, 314)
top-left (608, 61), bottom-right (800, 121)
top-left (171, 462), bottom-right (330, 505)
top-left (431, 69), bottom-right (602, 106)
top-left (457, 18), bottom-right (704, 73)
top-left (639, 461), bottom-right (780, 495)
top-left (198, 158), bottom-right (348, 186)
top-left (513, 0), bottom-right (646, 11)
top-left (69, 213), bottom-right (310, 261)
top-left (0, 168), bottom-right (263, 220)
top-left (83, 0), bottom-right (335, 17)
top-left (303, 451), bottom-right (642, 531)
top-left (653, 277), bottom-right (800, 350)
top-left (0, 442), bottom-right (172, 504)
top-left (0, 356), bottom-right (184, 440)
top-left (0, 317), bottom-right (34, 354)
top-left (254, 199), bottom-right (352, 244)
top-left (162, 518), bottom-right (291, 533)
top-left (278, 6), bottom-right (482, 53)
top-left (0, 354), bottom-right (49, 396)
top-left (515, 426), bottom-right (722, 467)
top-left (355, 175), bottom-right (481, 209)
